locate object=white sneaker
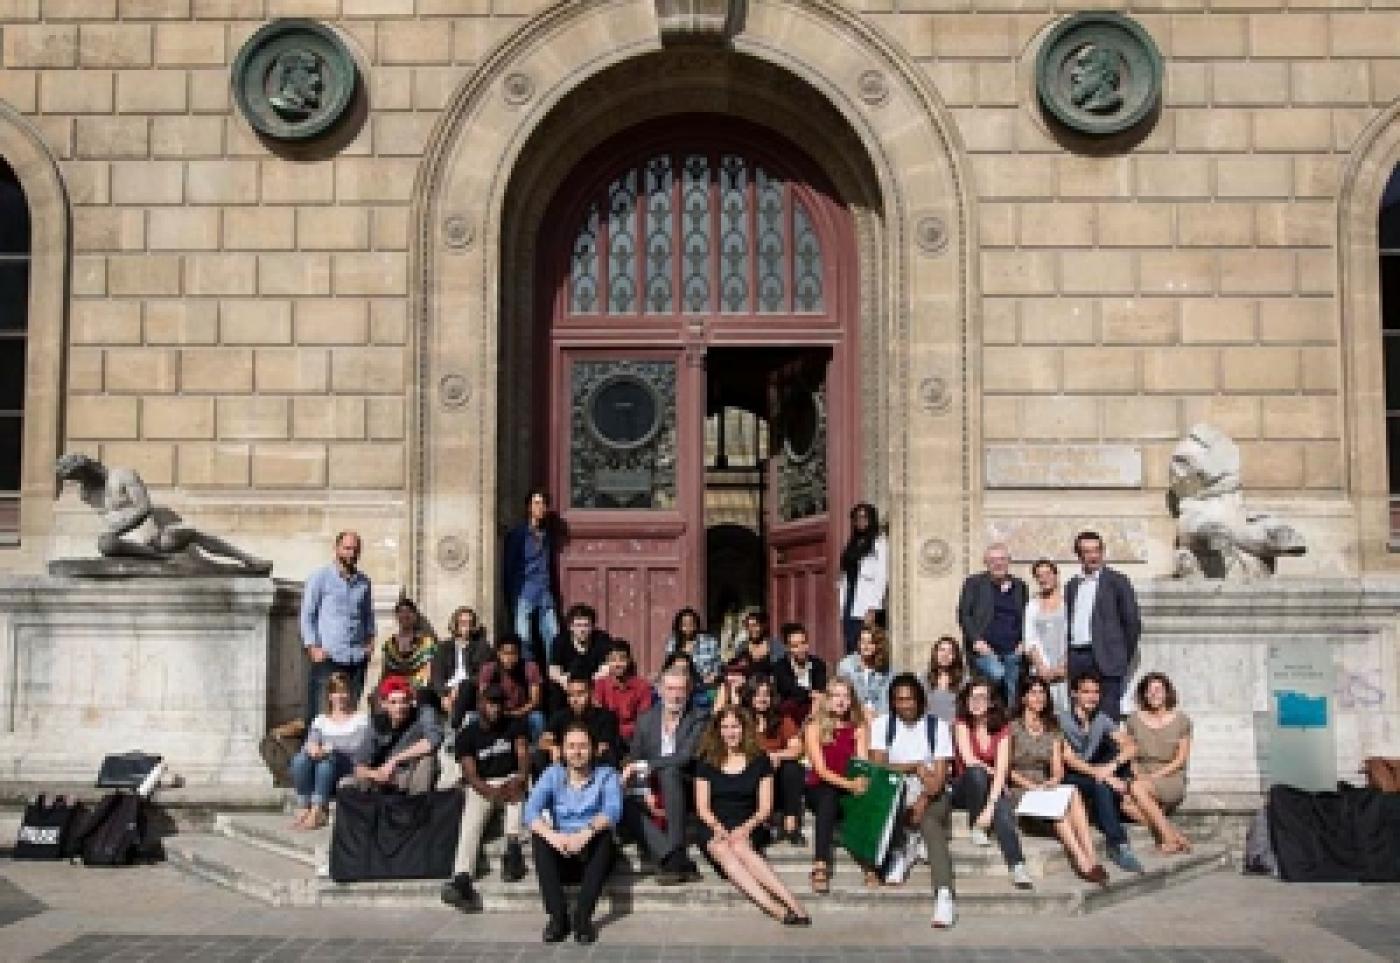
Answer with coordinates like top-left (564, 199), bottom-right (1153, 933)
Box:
top-left (1011, 862), bottom-right (1034, 889)
top-left (969, 827), bottom-right (991, 847)
top-left (931, 887), bottom-right (956, 929)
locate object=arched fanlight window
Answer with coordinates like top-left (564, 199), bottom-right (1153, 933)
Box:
top-left (569, 150), bottom-right (826, 317)
top-left (0, 157), bottom-right (28, 539)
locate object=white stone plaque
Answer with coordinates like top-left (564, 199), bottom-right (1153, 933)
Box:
top-left (985, 445), bottom-right (1143, 488)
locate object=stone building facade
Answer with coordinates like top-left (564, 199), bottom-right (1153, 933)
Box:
top-left (1, 0), bottom-right (1400, 687)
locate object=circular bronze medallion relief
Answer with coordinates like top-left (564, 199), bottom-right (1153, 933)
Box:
top-left (586, 375), bottom-right (662, 450)
top-left (1036, 13), bottom-right (1162, 137)
top-left (233, 19), bottom-right (359, 142)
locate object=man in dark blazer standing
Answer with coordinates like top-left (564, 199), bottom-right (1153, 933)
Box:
top-left (956, 543), bottom-right (1030, 707)
top-left (1064, 531), bottom-right (1141, 721)
top-left (620, 664), bottom-right (709, 885)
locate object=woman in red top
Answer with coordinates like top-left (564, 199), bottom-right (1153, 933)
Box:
top-left (802, 675), bottom-right (871, 893)
top-left (591, 638), bottom-right (652, 747)
top-left (952, 678), bottom-right (1031, 888)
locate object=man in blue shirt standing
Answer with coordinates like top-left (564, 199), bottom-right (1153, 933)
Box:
top-left (300, 531), bottom-right (376, 727)
top-left (503, 489), bottom-right (560, 665)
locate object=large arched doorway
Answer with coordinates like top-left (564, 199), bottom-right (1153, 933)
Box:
top-left (537, 116), bottom-right (857, 670)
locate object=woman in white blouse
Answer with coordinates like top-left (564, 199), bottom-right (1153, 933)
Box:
top-left (837, 503), bottom-right (888, 655)
top-left (1022, 559), bottom-right (1069, 713)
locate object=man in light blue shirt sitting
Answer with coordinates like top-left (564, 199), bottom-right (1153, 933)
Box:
top-left (524, 721), bottom-right (622, 945)
top-left (300, 531), bottom-right (376, 727)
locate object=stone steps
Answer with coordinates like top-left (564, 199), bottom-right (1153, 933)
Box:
top-left (161, 809), bottom-right (1231, 914)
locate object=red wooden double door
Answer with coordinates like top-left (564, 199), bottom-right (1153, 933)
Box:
top-left (536, 117), bottom-right (858, 674)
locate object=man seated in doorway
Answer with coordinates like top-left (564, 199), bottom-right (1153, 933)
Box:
top-left (539, 672), bottom-right (622, 772)
top-left (546, 604), bottom-right (612, 714)
top-left (1059, 671), bottom-right (1146, 875)
top-left (442, 685), bottom-right (531, 911)
top-left (354, 676), bottom-right (443, 794)
top-left (773, 621), bottom-right (829, 723)
top-left (740, 609), bottom-right (782, 675)
top-left (621, 664), bottom-right (709, 885)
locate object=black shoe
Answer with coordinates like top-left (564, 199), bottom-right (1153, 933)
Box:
top-left (501, 839), bottom-right (527, 883)
top-left (787, 829), bottom-right (808, 847)
top-left (439, 873), bottom-right (477, 911)
top-left (678, 855), bottom-right (703, 883)
top-left (542, 916), bottom-right (571, 943)
top-left (573, 911), bottom-right (598, 944)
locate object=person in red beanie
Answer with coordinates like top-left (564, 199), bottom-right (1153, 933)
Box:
top-left (353, 675), bottom-right (444, 793)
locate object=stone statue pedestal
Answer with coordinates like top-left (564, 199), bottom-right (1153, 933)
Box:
top-left (1138, 578), bottom-right (1400, 793)
top-left (0, 575), bottom-right (304, 786)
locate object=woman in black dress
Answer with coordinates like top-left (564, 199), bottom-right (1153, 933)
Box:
top-left (695, 706), bottom-right (811, 925)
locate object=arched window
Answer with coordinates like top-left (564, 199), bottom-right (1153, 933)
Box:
top-left (567, 149), bottom-right (827, 317)
top-left (0, 157), bottom-right (27, 541)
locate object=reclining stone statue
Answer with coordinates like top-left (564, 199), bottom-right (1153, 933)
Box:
top-left (52, 452), bottom-right (273, 576)
top-left (1167, 424), bottom-right (1306, 579)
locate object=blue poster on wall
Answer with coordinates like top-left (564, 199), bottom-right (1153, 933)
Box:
top-left (1274, 690), bottom-right (1328, 729)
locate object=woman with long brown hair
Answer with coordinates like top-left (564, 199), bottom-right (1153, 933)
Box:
top-left (695, 706), bottom-right (811, 925)
top-left (1008, 677), bottom-right (1106, 883)
top-left (802, 675), bottom-right (871, 893)
top-left (925, 635), bottom-right (966, 724)
top-left (742, 673), bottom-right (806, 845)
top-left (837, 624), bottom-right (891, 719)
top-left (952, 677), bottom-right (1031, 889)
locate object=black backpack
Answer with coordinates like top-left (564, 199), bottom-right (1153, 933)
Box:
top-left (13, 795), bottom-right (78, 860)
top-left (71, 792), bottom-right (157, 867)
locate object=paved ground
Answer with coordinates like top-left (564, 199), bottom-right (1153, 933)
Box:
top-left (0, 860), bottom-right (1395, 962)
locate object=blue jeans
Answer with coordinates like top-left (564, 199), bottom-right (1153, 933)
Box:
top-left (290, 750), bottom-right (357, 807)
top-left (304, 657), bottom-right (367, 730)
top-left (512, 710), bottom-right (546, 744)
top-left (974, 650), bottom-right (1022, 708)
top-left (1064, 770), bottom-right (1128, 848)
top-left (514, 595), bottom-right (559, 666)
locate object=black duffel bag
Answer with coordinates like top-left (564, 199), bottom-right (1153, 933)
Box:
top-left (14, 795), bottom-right (78, 860)
top-left (329, 788), bottom-right (464, 883)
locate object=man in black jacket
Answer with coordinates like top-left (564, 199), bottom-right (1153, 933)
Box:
top-left (773, 622), bottom-right (828, 723)
top-left (1065, 531), bottom-right (1141, 722)
top-left (956, 543), bottom-right (1029, 707)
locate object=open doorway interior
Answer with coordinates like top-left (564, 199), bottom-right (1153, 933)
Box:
top-left (704, 346), bottom-right (832, 659)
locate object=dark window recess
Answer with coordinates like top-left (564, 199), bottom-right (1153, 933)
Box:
top-left (0, 156), bottom-right (29, 533)
top-left (0, 416), bottom-right (20, 492)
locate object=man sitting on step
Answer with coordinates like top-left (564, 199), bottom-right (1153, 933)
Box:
top-left (442, 685), bottom-right (531, 910)
top-left (353, 676), bottom-right (443, 794)
top-left (620, 663), bottom-right (709, 885)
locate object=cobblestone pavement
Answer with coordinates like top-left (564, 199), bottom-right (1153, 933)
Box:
top-left (0, 861), bottom-right (1395, 962)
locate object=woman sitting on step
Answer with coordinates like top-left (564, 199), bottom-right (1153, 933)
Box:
top-left (695, 706), bottom-right (811, 925)
top-left (951, 677), bottom-right (1033, 890)
top-left (289, 671), bottom-right (369, 829)
top-left (1122, 671), bottom-right (1194, 854)
top-left (802, 675), bottom-right (872, 893)
top-left (1007, 676), bottom-right (1107, 884)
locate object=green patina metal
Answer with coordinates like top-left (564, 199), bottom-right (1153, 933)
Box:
top-left (232, 19), bottom-right (359, 142)
top-left (1036, 12), bottom-right (1163, 137)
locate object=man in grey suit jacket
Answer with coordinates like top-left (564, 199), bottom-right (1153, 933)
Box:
top-left (1064, 530), bottom-right (1141, 721)
top-left (620, 664), bottom-right (709, 884)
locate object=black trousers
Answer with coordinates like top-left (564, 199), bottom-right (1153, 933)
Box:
top-left (531, 832), bottom-right (614, 924)
top-left (776, 760), bottom-right (805, 824)
top-left (804, 781), bottom-right (847, 864)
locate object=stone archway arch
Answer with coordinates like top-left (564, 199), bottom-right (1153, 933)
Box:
top-left (411, 0), bottom-right (977, 661)
top-left (1339, 100), bottom-right (1400, 571)
top-left (0, 101), bottom-right (69, 562)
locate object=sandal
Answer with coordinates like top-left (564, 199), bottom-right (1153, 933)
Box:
top-left (781, 909), bottom-right (813, 926)
top-left (863, 869), bottom-right (884, 889)
top-left (289, 809), bottom-right (310, 830)
top-left (809, 863), bottom-right (830, 895)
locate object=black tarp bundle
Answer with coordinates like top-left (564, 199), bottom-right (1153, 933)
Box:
top-left (1268, 783), bottom-right (1400, 882)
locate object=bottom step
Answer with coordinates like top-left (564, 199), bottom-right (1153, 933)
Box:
top-left (165, 832), bottom-right (1229, 915)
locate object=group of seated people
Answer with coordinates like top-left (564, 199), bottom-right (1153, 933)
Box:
top-left (289, 598), bottom-right (1194, 942)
